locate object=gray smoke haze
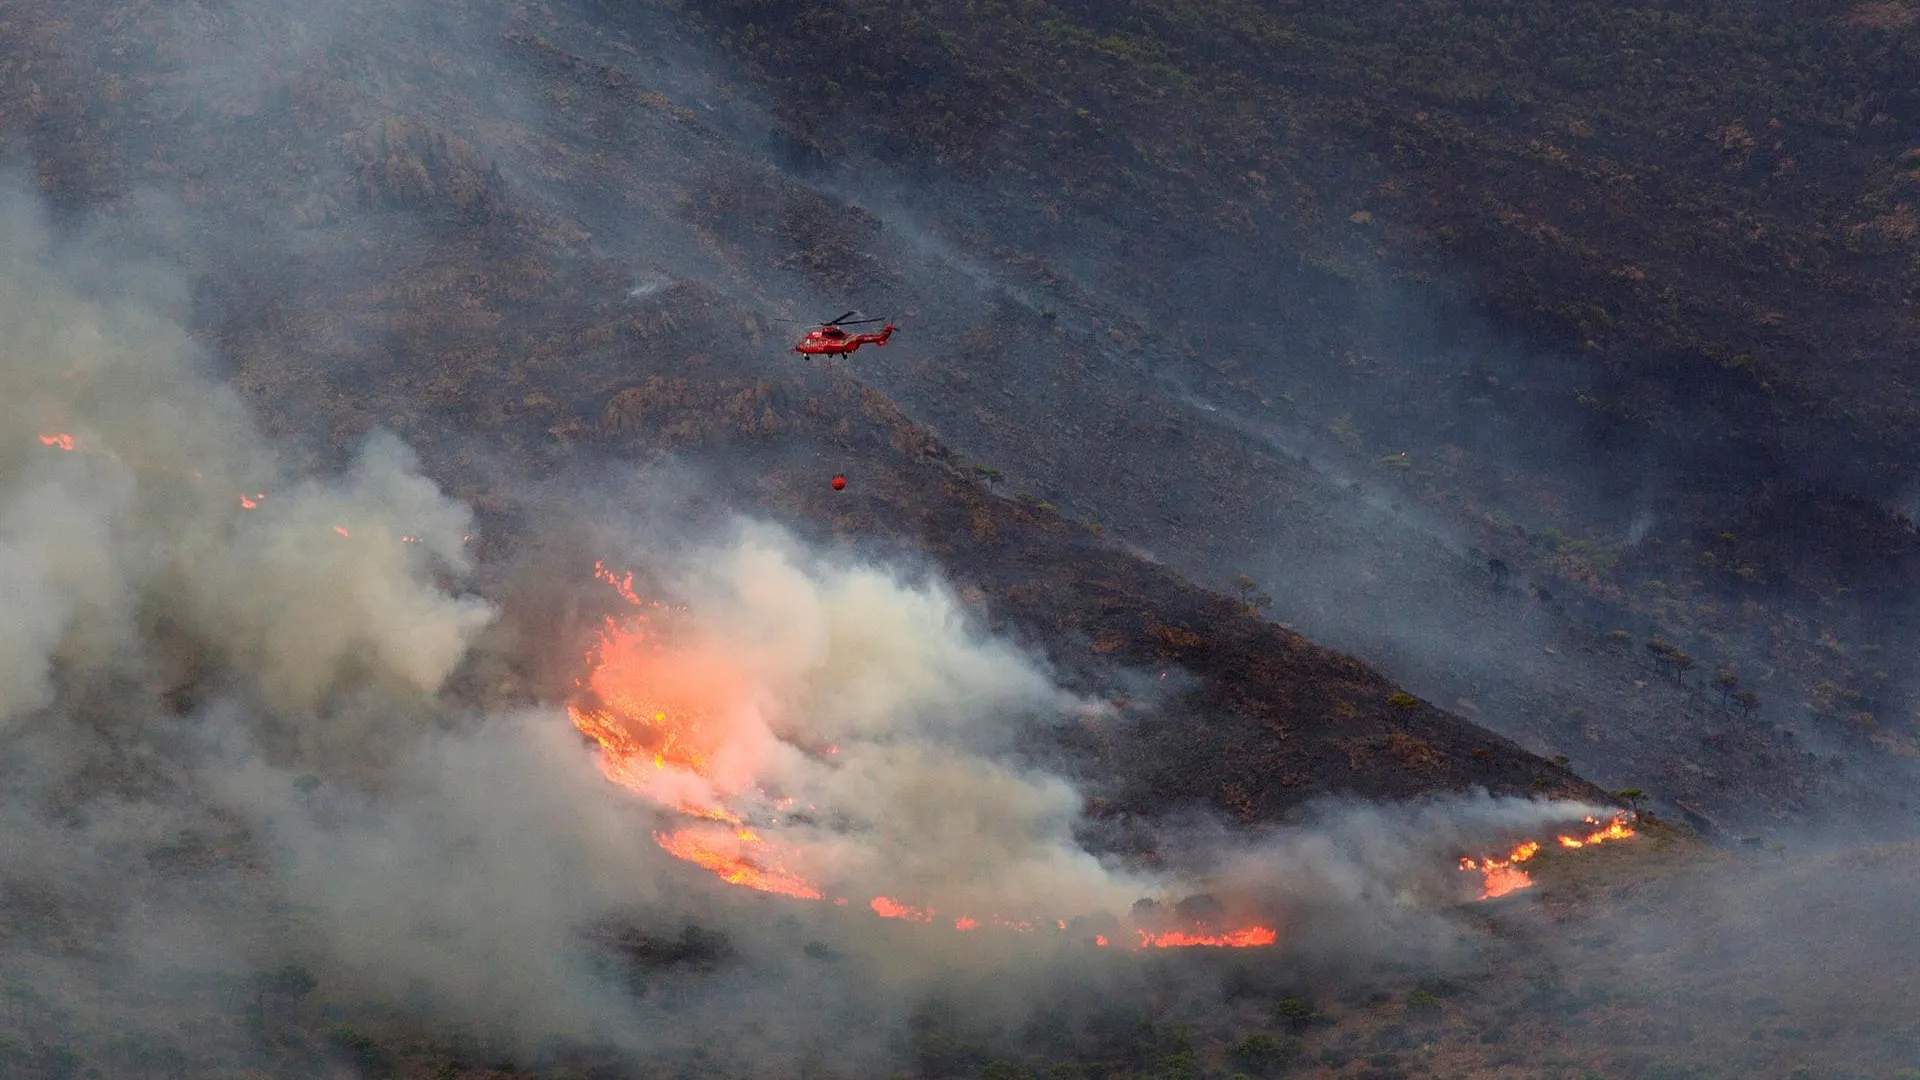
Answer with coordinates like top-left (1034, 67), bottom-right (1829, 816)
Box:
top-left (7, 0), bottom-right (1919, 1074)
top-left (1203, 792), bottom-right (1618, 961)
top-left (536, 0), bottom-right (1920, 846)
top-left (0, 172), bottom-right (1647, 1073)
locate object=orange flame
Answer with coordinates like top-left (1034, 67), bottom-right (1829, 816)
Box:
top-left (38, 433), bottom-right (75, 451)
top-left (564, 602), bottom-right (761, 825)
top-left (1137, 926), bottom-right (1280, 949)
top-left (1460, 815), bottom-right (1636, 899)
top-left (593, 560), bottom-right (644, 607)
top-left (1558, 816), bottom-right (1635, 848)
top-left (871, 897), bottom-right (936, 922)
top-left (653, 828), bottom-right (822, 900)
top-left (570, 562), bottom-right (1284, 950)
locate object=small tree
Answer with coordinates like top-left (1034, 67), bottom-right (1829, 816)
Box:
top-left (1732, 690), bottom-right (1761, 719)
top-left (1713, 668), bottom-right (1740, 707)
top-left (1644, 638), bottom-right (1674, 670)
top-left (1613, 788), bottom-right (1645, 812)
top-left (1669, 650), bottom-right (1696, 682)
top-left (1232, 575), bottom-right (1274, 615)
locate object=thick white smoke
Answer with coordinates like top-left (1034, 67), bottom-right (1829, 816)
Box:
top-left (0, 176), bottom-right (1148, 1050)
top-left (0, 178), bottom-right (1635, 1071)
top-left (205, 710), bottom-right (674, 1037)
top-left (1202, 792), bottom-right (1620, 966)
top-left (0, 182), bottom-right (525, 1031)
top-left (0, 187), bottom-right (493, 742)
top-left (605, 519), bottom-right (1150, 921)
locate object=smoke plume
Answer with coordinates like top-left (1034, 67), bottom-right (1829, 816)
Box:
top-left (0, 177), bottom-right (1623, 1073)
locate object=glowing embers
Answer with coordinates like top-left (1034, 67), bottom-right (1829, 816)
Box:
top-left (1136, 926), bottom-right (1279, 949)
top-left (1459, 815), bottom-right (1637, 900)
top-left (863, 894), bottom-right (1277, 948)
top-left (870, 897), bottom-right (936, 922)
top-left (30, 436), bottom-right (473, 548)
top-left (1558, 815), bottom-right (1635, 849)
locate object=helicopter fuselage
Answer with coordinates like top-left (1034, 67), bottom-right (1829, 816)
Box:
top-left (794, 324), bottom-right (896, 357)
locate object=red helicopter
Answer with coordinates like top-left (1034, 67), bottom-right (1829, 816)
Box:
top-left (791, 311), bottom-right (897, 359)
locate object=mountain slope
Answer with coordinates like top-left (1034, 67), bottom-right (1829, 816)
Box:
top-left (0, 0), bottom-right (1604, 833)
top-left (554, 0), bottom-right (1920, 834)
top-left (6, 0), bottom-right (1899, 838)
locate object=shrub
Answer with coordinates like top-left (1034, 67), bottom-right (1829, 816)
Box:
top-left (1153, 1051), bottom-right (1200, 1080)
top-left (1275, 997), bottom-right (1319, 1029)
top-left (1229, 1032), bottom-right (1297, 1077)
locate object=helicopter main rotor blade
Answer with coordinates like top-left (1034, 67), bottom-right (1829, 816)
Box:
top-left (835, 317), bottom-right (886, 326)
top-left (824, 309), bottom-right (859, 327)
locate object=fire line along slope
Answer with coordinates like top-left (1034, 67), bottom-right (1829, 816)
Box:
top-left (424, 248), bottom-right (1618, 823)
top-left (438, 252), bottom-right (1611, 829)
top-left (0, 7), bottom-right (1745, 1080)
top-left (4, 0), bottom-right (1913, 850)
top-left (535, 0), bottom-right (1920, 839)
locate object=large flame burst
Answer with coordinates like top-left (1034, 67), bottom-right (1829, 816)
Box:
top-left (1459, 815), bottom-right (1637, 899)
top-left (567, 562), bottom-right (1634, 944)
top-left (566, 562), bottom-right (1280, 949)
